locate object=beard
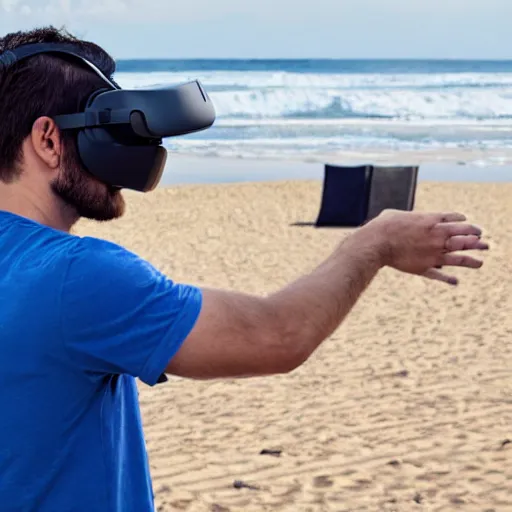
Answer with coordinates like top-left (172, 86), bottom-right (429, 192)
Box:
top-left (51, 142), bottom-right (126, 222)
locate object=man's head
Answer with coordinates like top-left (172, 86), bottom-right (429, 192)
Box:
top-left (0, 26), bottom-right (125, 224)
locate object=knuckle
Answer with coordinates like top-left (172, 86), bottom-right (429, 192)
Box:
top-left (456, 255), bottom-right (466, 266)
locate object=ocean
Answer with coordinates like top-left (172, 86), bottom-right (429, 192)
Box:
top-left (114, 59), bottom-right (512, 164)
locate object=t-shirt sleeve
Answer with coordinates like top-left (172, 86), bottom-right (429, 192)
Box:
top-left (60, 237), bottom-right (203, 386)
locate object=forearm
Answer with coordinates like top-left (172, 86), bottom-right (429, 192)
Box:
top-left (168, 209), bottom-right (484, 380)
top-left (169, 225), bottom-right (386, 380)
top-left (266, 226), bottom-right (385, 365)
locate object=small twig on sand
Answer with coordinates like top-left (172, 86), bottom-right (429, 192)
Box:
top-left (233, 480), bottom-right (260, 491)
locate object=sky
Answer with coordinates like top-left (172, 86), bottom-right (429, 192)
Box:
top-left (0, 0), bottom-right (511, 59)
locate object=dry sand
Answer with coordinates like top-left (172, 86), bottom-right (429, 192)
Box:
top-left (75, 179), bottom-right (512, 512)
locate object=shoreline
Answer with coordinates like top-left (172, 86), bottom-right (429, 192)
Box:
top-left (159, 152), bottom-right (512, 187)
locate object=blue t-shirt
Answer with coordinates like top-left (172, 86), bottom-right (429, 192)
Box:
top-left (0, 210), bottom-right (203, 511)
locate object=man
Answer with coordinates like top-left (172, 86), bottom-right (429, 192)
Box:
top-left (0, 26), bottom-right (487, 512)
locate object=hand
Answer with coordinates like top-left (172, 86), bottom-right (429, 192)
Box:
top-left (363, 209), bottom-right (489, 285)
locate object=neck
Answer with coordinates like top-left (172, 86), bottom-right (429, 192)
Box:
top-left (0, 181), bottom-right (78, 232)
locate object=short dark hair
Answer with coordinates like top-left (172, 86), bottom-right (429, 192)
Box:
top-left (0, 26), bottom-right (116, 182)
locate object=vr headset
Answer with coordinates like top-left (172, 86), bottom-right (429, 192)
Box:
top-left (0, 43), bottom-right (215, 192)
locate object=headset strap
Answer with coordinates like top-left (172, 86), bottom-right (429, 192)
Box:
top-left (0, 43), bottom-right (118, 90)
top-left (54, 109), bottom-right (133, 130)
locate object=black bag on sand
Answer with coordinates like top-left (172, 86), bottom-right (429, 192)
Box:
top-left (315, 164), bottom-right (373, 227)
top-left (315, 164), bottom-right (418, 227)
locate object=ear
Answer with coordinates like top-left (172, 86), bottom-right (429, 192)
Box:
top-left (30, 116), bottom-right (63, 170)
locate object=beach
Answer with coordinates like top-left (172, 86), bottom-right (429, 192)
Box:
top-left (74, 161), bottom-right (512, 512)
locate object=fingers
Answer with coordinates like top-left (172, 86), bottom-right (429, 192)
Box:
top-left (441, 253), bottom-right (484, 269)
top-left (431, 217), bottom-right (487, 253)
top-left (436, 222), bottom-right (482, 238)
top-left (436, 212), bottom-right (467, 223)
top-left (423, 268), bottom-right (458, 286)
top-left (424, 251), bottom-right (485, 286)
top-left (445, 235), bottom-right (489, 252)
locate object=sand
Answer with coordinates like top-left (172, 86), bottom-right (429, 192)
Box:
top-left (75, 178), bottom-right (512, 512)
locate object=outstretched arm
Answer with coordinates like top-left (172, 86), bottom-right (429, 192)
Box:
top-left (166, 211), bottom-right (487, 380)
top-left (167, 228), bottom-right (381, 379)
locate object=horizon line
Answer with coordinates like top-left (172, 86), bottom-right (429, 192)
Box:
top-left (115, 56), bottom-right (512, 62)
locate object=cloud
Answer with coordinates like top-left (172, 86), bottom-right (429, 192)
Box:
top-left (0, 0), bottom-right (21, 12)
top-left (2, 0), bottom-right (510, 24)
top-left (0, 0), bottom-right (512, 37)
top-left (0, 0), bottom-right (135, 18)
top-left (0, 0), bottom-right (387, 22)
top-left (2, 0), bottom-right (512, 61)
